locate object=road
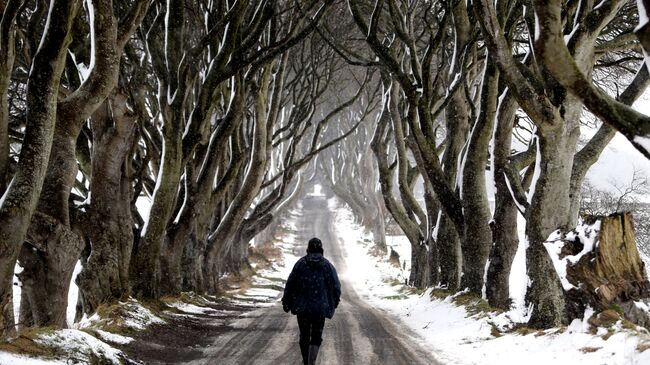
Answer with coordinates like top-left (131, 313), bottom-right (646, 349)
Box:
top-left (191, 197), bottom-right (440, 365)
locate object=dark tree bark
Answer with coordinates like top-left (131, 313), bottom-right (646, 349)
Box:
top-left (0, 0), bottom-right (21, 192)
top-left (524, 123), bottom-right (579, 328)
top-left (438, 90), bottom-right (470, 290)
top-left (0, 0), bottom-right (79, 334)
top-left (485, 92), bottom-right (519, 309)
top-left (76, 94), bottom-right (137, 315)
top-left (130, 0), bottom-right (186, 299)
top-left (18, 0), bottom-right (147, 327)
top-left (460, 62), bottom-right (499, 294)
top-left (203, 67), bottom-right (273, 292)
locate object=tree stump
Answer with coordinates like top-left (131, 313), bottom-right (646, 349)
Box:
top-left (556, 212), bottom-right (650, 326)
top-left (388, 247), bottom-right (401, 267)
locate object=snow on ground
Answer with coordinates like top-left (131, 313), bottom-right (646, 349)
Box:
top-left (167, 301), bottom-right (216, 315)
top-left (0, 328), bottom-right (130, 365)
top-left (75, 297), bottom-right (165, 332)
top-left (333, 201), bottom-right (650, 365)
top-left (0, 298), bottom-right (166, 364)
top-left (94, 329), bottom-right (133, 345)
top-left (0, 352), bottom-right (67, 365)
top-left (249, 208), bottom-right (301, 290)
top-left (0, 208), bottom-right (303, 365)
top-left (334, 202), bottom-right (409, 298)
top-left (36, 329), bottom-right (125, 364)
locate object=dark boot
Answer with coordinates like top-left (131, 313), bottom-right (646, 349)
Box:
top-left (300, 342), bottom-right (309, 365)
top-left (308, 345), bottom-right (320, 365)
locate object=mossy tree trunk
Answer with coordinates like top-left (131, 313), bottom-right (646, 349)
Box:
top-left (485, 92), bottom-right (519, 309)
top-left (0, 0), bottom-right (21, 192)
top-left (76, 94), bottom-right (137, 315)
top-left (460, 61), bottom-right (499, 294)
top-left (0, 0), bottom-right (78, 335)
top-left (524, 119), bottom-right (581, 328)
top-left (18, 0), bottom-right (147, 327)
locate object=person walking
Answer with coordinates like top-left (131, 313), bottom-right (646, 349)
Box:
top-left (282, 237), bottom-right (341, 365)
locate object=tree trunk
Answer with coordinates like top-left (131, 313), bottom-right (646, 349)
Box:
top-left (0, 0), bottom-right (21, 192)
top-left (17, 115), bottom-right (86, 326)
top-left (485, 92), bottom-right (519, 309)
top-left (370, 215), bottom-right (387, 251)
top-left (525, 121), bottom-right (580, 328)
top-left (460, 62), bottom-right (499, 294)
top-left (76, 96), bottom-right (136, 315)
top-left (130, 0), bottom-right (187, 299)
top-left (409, 243), bottom-right (430, 288)
top-left (438, 214), bottom-right (462, 290)
top-left (160, 237), bottom-right (184, 295)
top-left (19, 0), bottom-right (135, 325)
top-left (17, 214), bottom-right (84, 327)
top-left (130, 106), bottom-right (184, 298)
top-left (563, 213), bottom-right (650, 323)
top-left (437, 89), bottom-right (470, 291)
top-left (204, 68), bottom-right (273, 292)
top-left (181, 235), bottom-right (206, 293)
top-left (427, 236), bottom-right (440, 286)
top-left (18, 289), bottom-right (33, 330)
top-left (0, 0), bottom-right (78, 335)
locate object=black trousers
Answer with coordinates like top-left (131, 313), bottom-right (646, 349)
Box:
top-left (297, 314), bottom-right (325, 364)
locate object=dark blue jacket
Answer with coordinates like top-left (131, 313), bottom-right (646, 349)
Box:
top-left (282, 253), bottom-right (341, 319)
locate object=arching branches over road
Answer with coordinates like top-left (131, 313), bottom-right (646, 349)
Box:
top-left (0, 0), bottom-right (375, 335)
top-left (472, 0), bottom-right (650, 327)
top-left (1, 0), bottom-right (650, 338)
top-left (318, 74), bottom-right (386, 250)
top-left (130, 0), bottom-right (337, 299)
top-left (329, 0), bottom-right (650, 329)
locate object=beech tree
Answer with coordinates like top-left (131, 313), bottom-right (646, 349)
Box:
top-left (473, 0), bottom-right (649, 327)
top-left (129, 0), bottom-right (335, 299)
top-left (16, 0), bottom-right (148, 329)
top-left (1, 0), bottom-right (649, 339)
top-left (0, 0), bottom-right (80, 335)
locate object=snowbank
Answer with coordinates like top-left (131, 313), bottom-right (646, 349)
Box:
top-left (1, 202), bottom-right (304, 365)
top-left (334, 203), bottom-right (650, 365)
top-left (0, 352), bottom-right (67, 365)
top-left (75, 297), bottom-right (165, 332)
top-left (0, 328), bottom-right (129, 365)
top-left (37, 329), bottom-right (125, 364)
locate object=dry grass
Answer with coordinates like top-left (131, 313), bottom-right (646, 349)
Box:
top-left (0, 328), bottom-right (58, 357)
top-left (512, 325), bottom-right (537, 336)
top-left (367, 245), bottom-right (386, 258)
top-left (451, 293), bottom-right (500, 318)
top-left (588, 309), bottom-right (620, 327)
top-left (490, 325), bottom-right (502, 338)
top-left (429, 288), bottom-right (453, 300)
top-left (580, 346), bottom-right (602, 353)
top-left (637, 341), bottom-right (650, 353)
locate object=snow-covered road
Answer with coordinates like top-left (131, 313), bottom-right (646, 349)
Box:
top-left (188, 196), bottom-right (439, 365)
